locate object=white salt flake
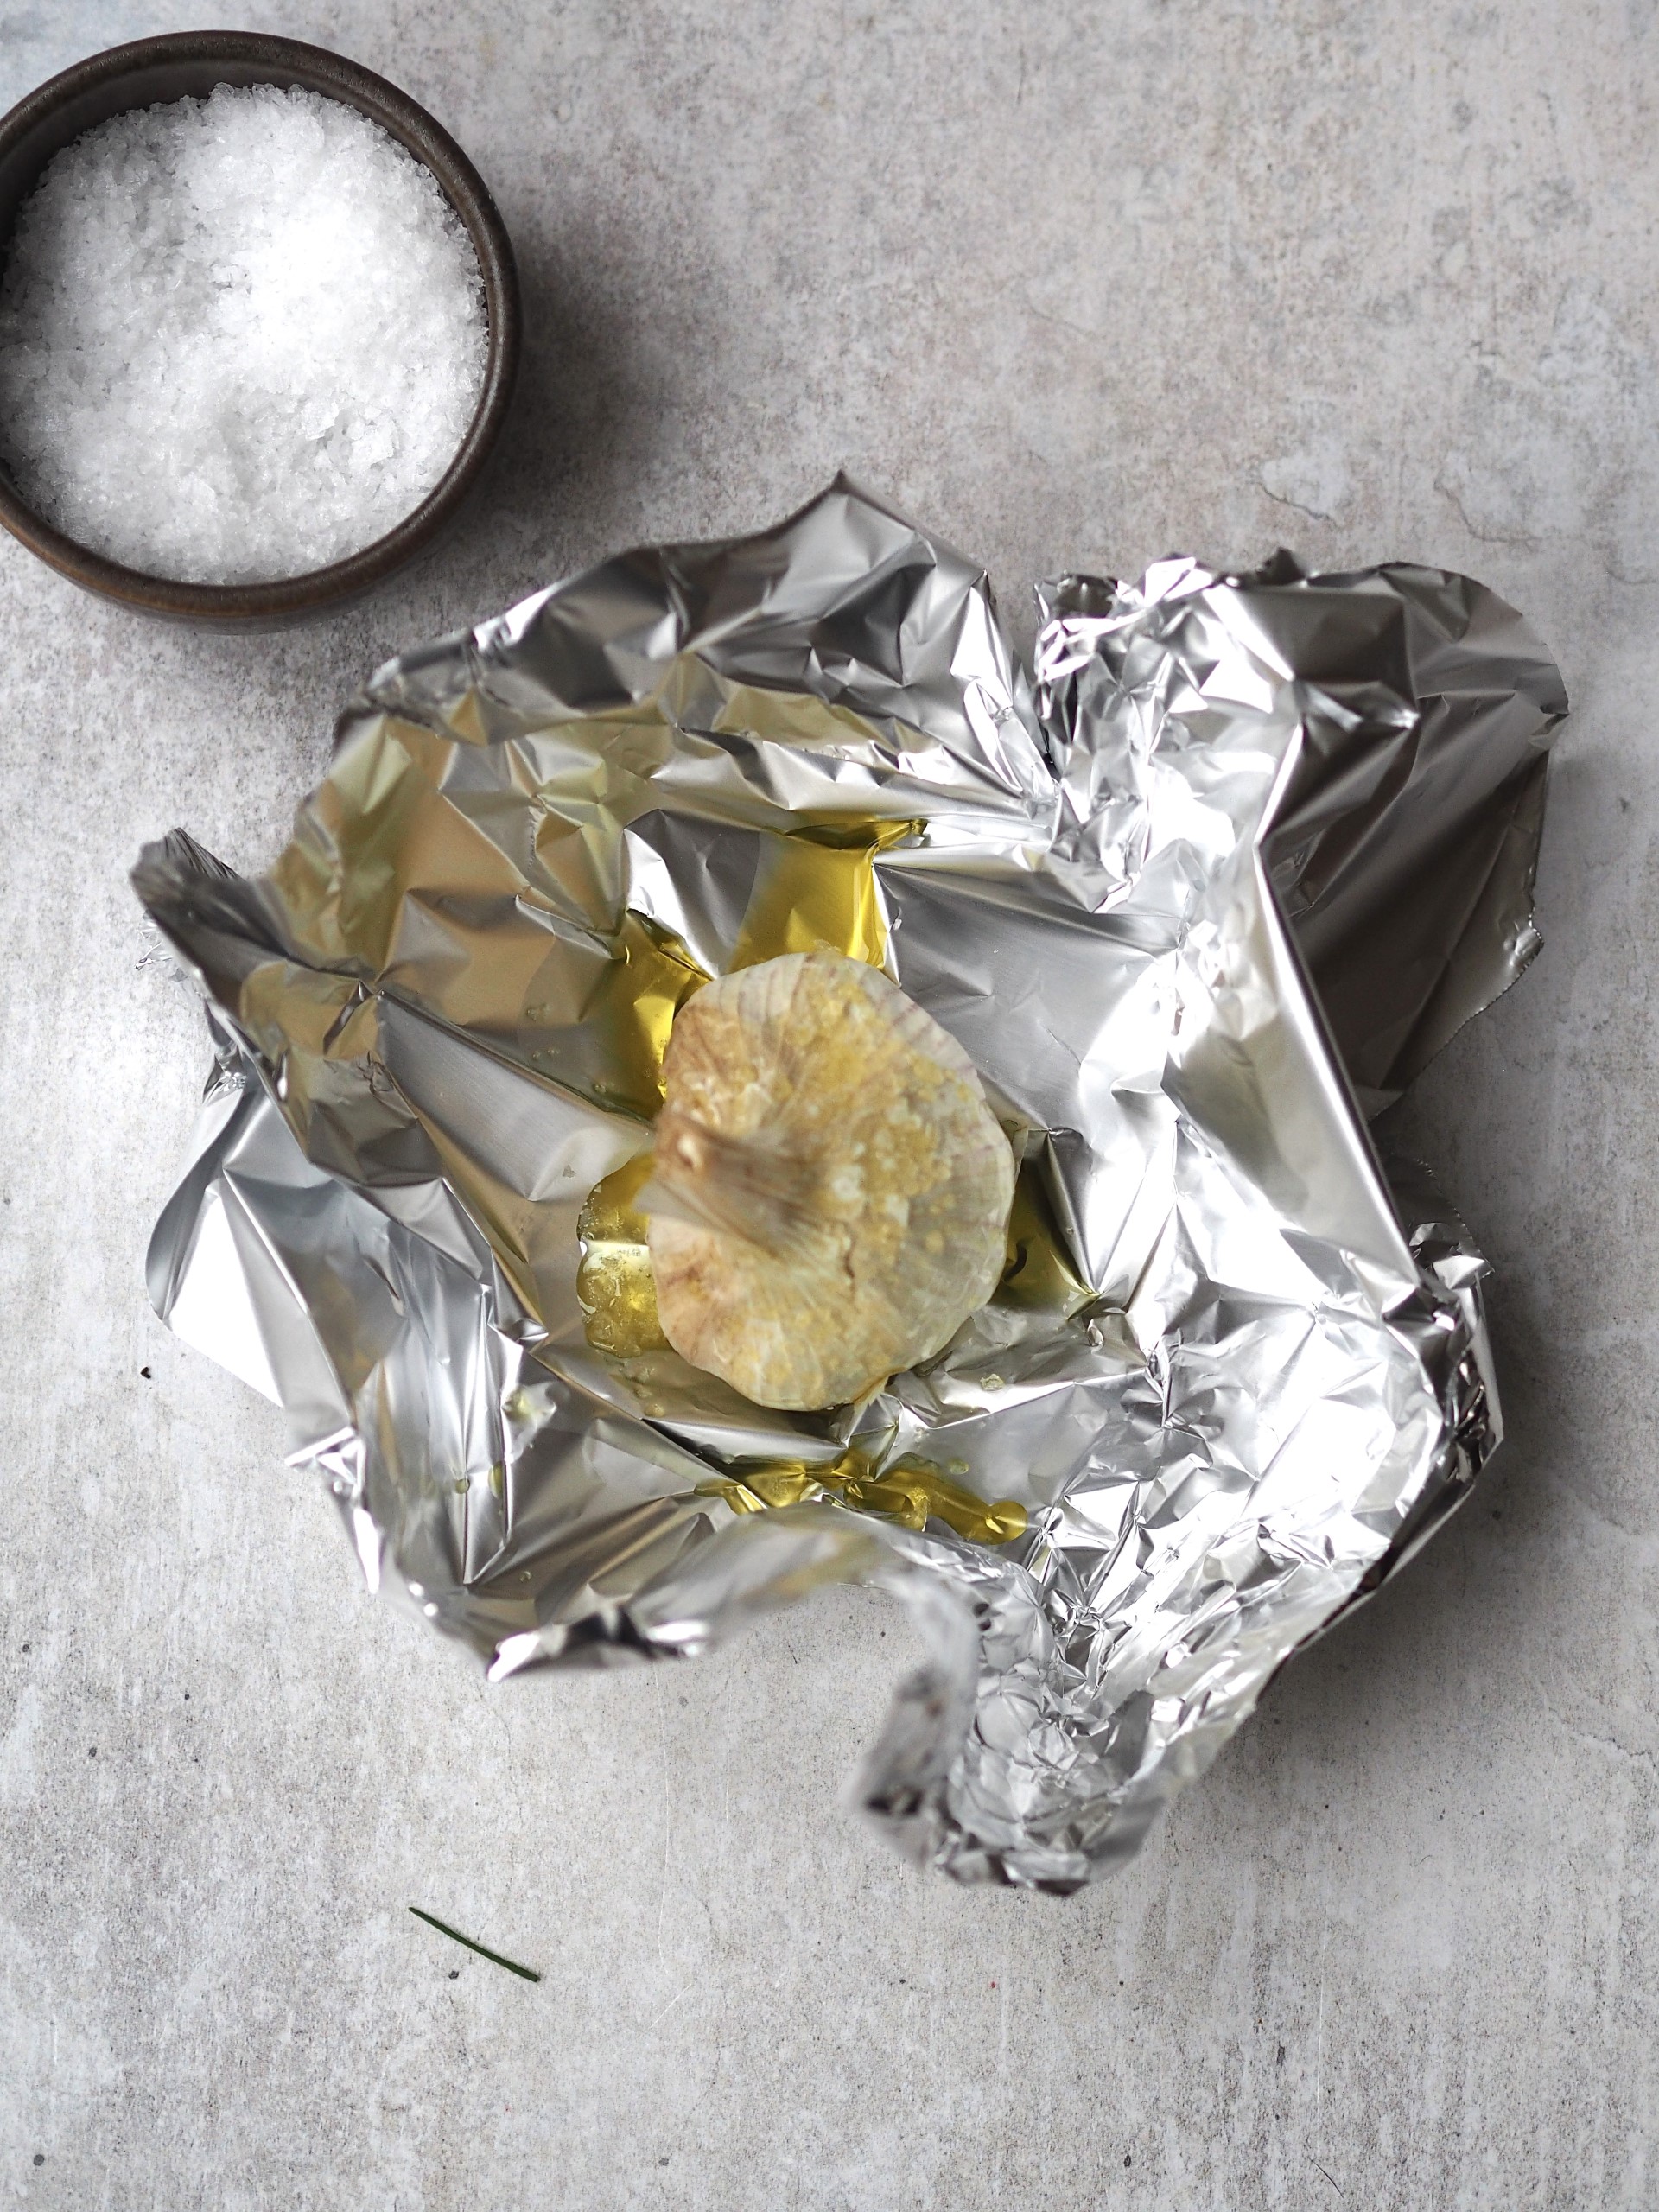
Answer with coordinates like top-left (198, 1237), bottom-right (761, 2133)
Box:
top-left (0, 82), bottom-right (489, 583)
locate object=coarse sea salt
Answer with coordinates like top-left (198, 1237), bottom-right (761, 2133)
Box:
top-left (0, 82), bottom-right (489, 584)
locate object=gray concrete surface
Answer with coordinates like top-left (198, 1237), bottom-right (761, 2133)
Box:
top-left (0, 2), bottom-right (1655, 2205)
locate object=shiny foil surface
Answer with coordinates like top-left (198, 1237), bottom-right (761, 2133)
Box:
top-left (135, 480), bottom-right (1566, 1890)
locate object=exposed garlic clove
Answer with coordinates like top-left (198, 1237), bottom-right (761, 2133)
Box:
top-left (645, 950), bottom-right (1014, 1409)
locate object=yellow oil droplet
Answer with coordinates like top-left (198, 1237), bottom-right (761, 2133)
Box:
top-left (694, 1463), bottom-right (821, 1516)
top-left (576, 1152), bottom-right (668, 1357)
top-left (996, 1157), bottom-right (1094, 1314)
top-left (728, 817), bottom-right (921, 973)
top-left (696, 1448), bottom-right (1025, 1548)
top-left (841, 1454), bottom-right (1026, 1544)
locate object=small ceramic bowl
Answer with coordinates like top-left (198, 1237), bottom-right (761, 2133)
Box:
top-left (0, 31), bottom-right (522, 626)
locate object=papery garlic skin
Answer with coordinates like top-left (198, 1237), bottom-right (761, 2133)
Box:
top-left (645, 951), bottom-right (1015, 1410)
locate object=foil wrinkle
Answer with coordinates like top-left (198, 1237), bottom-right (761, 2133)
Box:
top-left (135, 479), bottom-right (1565, 1889)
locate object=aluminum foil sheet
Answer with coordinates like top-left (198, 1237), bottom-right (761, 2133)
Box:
top-left (134, 480), bottom-right (1565, 1890)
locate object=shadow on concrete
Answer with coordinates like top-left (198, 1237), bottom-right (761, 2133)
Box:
top-left (423, 217), bottom-right (676, 622)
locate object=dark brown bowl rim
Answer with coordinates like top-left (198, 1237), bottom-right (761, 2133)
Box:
top-left (0, 30), bottom-right (522, 624)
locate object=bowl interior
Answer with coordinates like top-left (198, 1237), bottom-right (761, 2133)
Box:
top-left (0, 35), bottom-right (519, 625)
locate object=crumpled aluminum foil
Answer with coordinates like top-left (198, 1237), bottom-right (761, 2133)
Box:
top-left (134, 480), bottom-right (1565, 1890)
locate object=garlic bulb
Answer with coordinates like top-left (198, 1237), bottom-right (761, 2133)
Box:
top-left (644, 950), bottom-right (1014, 1409)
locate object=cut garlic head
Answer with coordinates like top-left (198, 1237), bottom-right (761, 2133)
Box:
top-left (644, 950), bottom-right (1014, 1409)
